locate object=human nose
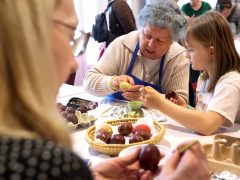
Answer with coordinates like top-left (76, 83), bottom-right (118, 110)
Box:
top-left (148, 38), bottom-right (155, 48)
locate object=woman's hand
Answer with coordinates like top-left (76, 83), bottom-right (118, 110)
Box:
top-left (91, 141), bottom-right (210, 180)
top-left (111, 75), bottom-right (135, 91)
top-left (122, 85), bottom-right (143, 101)
top-left (91, 148), bottom-right (155, 180)
top-left (157, 141), bottom-right (210, 180)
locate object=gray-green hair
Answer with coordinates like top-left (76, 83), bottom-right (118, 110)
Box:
top-left (138, 0), bottom-right (186, 41)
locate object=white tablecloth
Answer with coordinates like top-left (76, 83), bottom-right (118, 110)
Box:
top-left (58, 84), bottom-right (240, 165)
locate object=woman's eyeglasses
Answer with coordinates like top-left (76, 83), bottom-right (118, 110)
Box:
top-left (53, 19), bottom-right (83, 57)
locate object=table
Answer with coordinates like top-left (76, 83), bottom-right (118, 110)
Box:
top-left (57, 84), bottom-right (240, 165)
top-left (57, 84), bottom-right (103, 104)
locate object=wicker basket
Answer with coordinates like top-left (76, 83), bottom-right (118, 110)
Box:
top-left (85, 118), bottom-right (165, 156)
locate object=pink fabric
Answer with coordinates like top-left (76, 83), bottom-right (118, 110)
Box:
top-left (192, 82), bottom-right (197, 91)
top-left (65, 73), bottom-right (76, 85)
top-left (98, 43), bottom-right (106, 61)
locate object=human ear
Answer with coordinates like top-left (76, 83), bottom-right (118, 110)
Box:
top-left (209, 46), bottom-right (215, 59)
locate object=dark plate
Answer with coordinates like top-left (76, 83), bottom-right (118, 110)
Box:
top-left (67, 97), bottom-right (98, 112)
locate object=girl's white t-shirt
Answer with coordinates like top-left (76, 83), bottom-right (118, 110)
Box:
top-left (196, 71), bottom-right (240, 126)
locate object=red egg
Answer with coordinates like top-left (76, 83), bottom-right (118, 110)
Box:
top-left (138, 144), bottom-right (161, 172)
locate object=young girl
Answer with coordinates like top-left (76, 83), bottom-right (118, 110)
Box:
top-left (140, 11), bottom-right (240, 135)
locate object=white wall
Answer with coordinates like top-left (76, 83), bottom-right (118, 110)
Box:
top-left (128, 0), bottom-right (146, 18)
top-left (73, 0), bottom-right (108, 32)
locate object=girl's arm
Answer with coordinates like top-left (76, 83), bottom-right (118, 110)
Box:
top-left (140, 86), bottom-right (226, 135)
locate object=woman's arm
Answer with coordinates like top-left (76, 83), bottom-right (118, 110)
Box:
top-left (83, 38), bottom-right (133, 96)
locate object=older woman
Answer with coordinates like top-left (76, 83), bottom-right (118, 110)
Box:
top-left (84, 0), bottom-right (189, 103)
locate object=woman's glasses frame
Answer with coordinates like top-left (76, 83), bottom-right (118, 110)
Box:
top-left (53, 19), bottom-right (83, 57)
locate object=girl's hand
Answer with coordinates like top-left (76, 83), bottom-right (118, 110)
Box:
top-left (167, 95), bottom-right (188, 108)
top-left (139, 86), bottom-right (165, 110)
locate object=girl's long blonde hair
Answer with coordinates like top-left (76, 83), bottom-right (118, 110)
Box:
top-left (0, 0), bottom-right (71, 148)
top-left (184, 11), bottom-right (240, 92)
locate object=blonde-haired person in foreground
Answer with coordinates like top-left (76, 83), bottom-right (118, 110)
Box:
top-left (140, 11), bottom-right (240, 136)
top-left (0, 0), bottom-right (210, 179)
